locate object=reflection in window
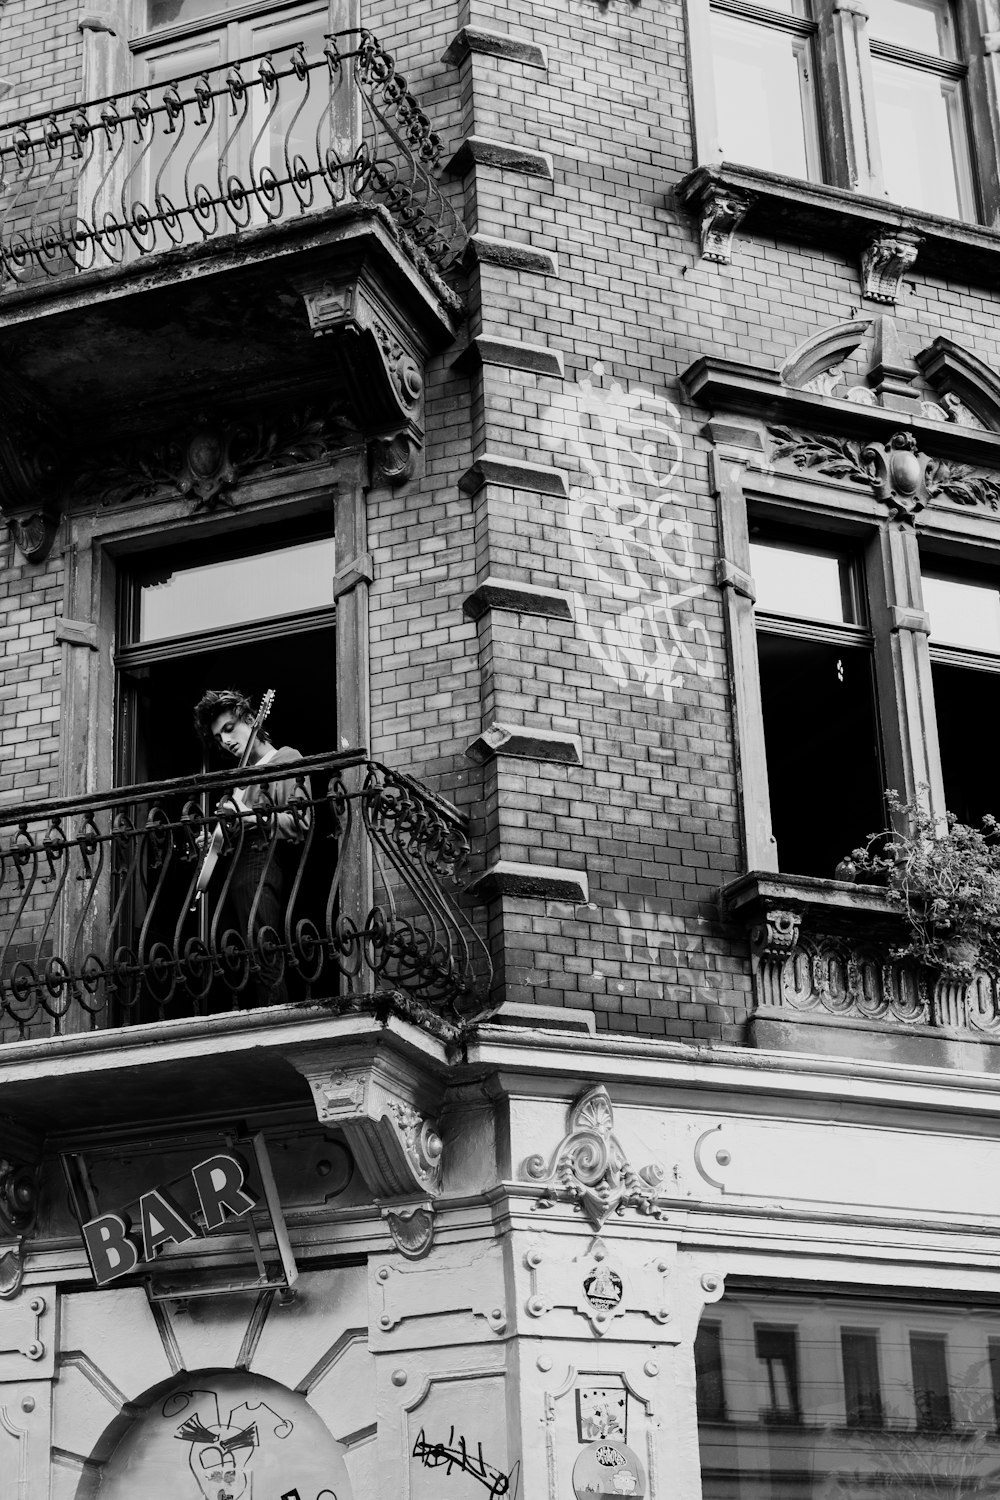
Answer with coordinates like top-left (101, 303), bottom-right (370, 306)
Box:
top-left (138, 535), bottom-right (337, 643)
top-left (698, 1291), bottom-right (1000, 1500)
top-left (710, 6), bottom-right (821, 180)
top-left (750, 539), bottom-right (858, 624)
top-left (923, 573), bottom-right (1000, 653)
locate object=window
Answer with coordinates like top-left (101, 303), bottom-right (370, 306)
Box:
top-left (910, 1333), bottom-right (952, 1431)
top-left (867, 0), bottom-right (974, 219)
top-left (921, 568), bottom-right (1000, 827)
top-left (695, 1321), bottom-right (728, 1421)
top-left (842, 1330), bottom-right (884, 1428)
top-left (694, 0), bottom-right (982, 223)
top-left (749, 534), bottom-right (884, 876)
top-left (754, 1325), bottom-right (801, 1422)
top-left (708, 0), bottom-right (821, 181)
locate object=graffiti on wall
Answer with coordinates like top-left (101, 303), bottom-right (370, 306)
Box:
top-left (412, 1427), bottom-right (519, 1498)
top-left (165, 1388), bottom-right (292, 1499)
top-left (546, 364), bottom-right (710, 703)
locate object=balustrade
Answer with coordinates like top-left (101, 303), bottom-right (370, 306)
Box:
top-left (0, 28), bottom-right (465, 287)
top-left (0, 753), bottom-right (491, 1038)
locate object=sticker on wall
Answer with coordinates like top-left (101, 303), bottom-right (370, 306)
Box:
top-left (576, 1388), bottom-right (627, 1443)
top-left (573, 1440), bottom-right (646, 1498)
top-left (583, 1264), bottom-right (624, 1313)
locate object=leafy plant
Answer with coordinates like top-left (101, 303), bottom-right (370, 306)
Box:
top-left (850, 791), bottom-right (1000, 978)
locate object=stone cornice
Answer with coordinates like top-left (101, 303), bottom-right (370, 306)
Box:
top-left (682, 355), bottom-right (1000, 469)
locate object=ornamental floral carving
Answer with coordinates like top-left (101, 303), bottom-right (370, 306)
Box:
top-left (768, 425), bottom-right (1000, 516)
top-left (73, 403), bottom-right (356, 511)
top-left (521, 1085), bottom-right (666, 1230)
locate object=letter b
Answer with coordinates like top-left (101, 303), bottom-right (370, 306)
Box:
top-left (82, 1213), bottom-right (140, 1286)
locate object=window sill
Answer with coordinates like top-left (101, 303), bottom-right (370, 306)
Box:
top-left (676, 163), bottom-right (1000, 298)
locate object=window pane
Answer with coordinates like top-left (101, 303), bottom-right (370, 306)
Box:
top-left (710, 13), bottom-right (819, 179)
top-left (923, 573), bottom-right (1000, 651)
top-left (147, 0), bottom-right (244, 27)
top-left (138, 536), bottom-right (337, 643)
top-left (871, 59), bottom-right (972, 220)
top-left (867, 0), bottom-right (955, 57)
top-left (758, 635), bottom-right (884, 875)
top-left (750, 540), bottom-right (856, 623)
top-left (911, 1334), bottom-right (952, 1431)
top-left (842, 1331), bottom-right (884, 1429)
top-left (695, 1324), bottom-right (728, 1422)
top-left (930, 662), bottom-right (1000, 825)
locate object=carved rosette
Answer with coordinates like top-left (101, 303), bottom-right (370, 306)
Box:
top-left (521, 1085), bottom-right (667, 1230)
top-left (860, 230), bottom-right (921, 304)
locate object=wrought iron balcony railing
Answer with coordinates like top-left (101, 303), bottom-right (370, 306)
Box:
top-left (0, 752), bottom-right (492, 1039)
top-left (0, 28), bottom-right (466, 288)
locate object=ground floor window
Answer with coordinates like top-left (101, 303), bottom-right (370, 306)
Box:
top-left (696, 1287), bottom-right (1000, 1497)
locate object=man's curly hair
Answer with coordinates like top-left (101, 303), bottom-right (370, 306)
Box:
top-left (193, 687), bottom-right (272, 747)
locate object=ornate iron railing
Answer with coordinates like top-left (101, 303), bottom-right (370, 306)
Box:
top-left (0, 28), bottom-right (466, 286)
top-left (0, 752), bottom-right (492, 1037)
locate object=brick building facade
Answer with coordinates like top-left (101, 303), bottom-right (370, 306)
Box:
top-left (1, 0), bottom-right (1000, 1494)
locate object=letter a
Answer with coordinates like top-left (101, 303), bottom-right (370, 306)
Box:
top-left (139, 1187), bottom-right (199, 1261)
top-left (191, 1153), bottom-right (256, 1230)
top-left (82, 1213), bottom-right (140, 1286)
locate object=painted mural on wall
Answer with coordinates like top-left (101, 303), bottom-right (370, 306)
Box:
top-left (91, 1371), bottom-right (353, 1500)
top-left (551, 364), bottom-right (709, 703)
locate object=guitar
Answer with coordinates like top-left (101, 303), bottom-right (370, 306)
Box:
top-left (193, 689), bottom-right (275, 901)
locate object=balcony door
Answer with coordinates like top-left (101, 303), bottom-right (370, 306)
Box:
top-left (134, 1), bottom-right (345, 234)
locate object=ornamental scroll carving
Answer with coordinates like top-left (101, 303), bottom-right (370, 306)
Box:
top-left (768, 425), bottom-right (1000, 516)
top-left (747, 901), bottom-right (1000, 1036)
top-left (860, 230), bottom-right (921, 304)
top-left (521, 1086), bottom-right (667, 1230)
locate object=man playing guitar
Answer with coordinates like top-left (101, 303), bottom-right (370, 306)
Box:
top-left (192, 688), bottom-right (307, 1006)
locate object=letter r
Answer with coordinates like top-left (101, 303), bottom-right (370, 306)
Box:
top-left (191, 1153), bottom-right (256, 1230)
top-left (82, 1213), bottom-right (140, 1286)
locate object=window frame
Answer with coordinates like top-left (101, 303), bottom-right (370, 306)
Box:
top-left (686, 0), bottom-right (997, 227)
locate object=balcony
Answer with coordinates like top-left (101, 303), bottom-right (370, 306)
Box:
top-left (0, 30), bottom-right (464, 558)
top-left (0, 29), bottom-right (465, 287)
top-left (0, 752), bottom-right (491, 1045)
top-left (722, 873), bottom-right (1000, 1071)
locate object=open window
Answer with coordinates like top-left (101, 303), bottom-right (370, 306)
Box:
top-left (748, 530), bottom-right (885, 877)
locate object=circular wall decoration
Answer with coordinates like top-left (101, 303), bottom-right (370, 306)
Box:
top-left (572, 1438), bottom-right (647, 1498)
top-left (89, 1369), bottom-right (354, 1500)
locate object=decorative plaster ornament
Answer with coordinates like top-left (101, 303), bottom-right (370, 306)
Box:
top-left (572, 1439), bottom-right (647, 1498)
top-left (521, 1085), bottom-right (666, 1229)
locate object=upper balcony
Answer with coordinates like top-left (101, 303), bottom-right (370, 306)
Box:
top-left (0, 28), bottom-right (465, 556)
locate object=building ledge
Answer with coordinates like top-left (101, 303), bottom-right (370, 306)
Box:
top-left (676, 163), bottom-right (1000, 293)
top-left (720, 871), bottom-right (899, 926)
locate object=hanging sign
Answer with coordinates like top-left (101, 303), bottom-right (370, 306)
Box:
top-left (81, 1152), bottom-right (255, 1286)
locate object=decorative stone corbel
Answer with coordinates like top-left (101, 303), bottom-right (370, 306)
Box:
top-left (862, 430), bottom-right (933, 518)
top-left (749, 906), bottom-right (801, 1009)
top-left (286, 1038), bottom-right (447, 1220)
top-left (521, 1085), bottom-right (667, 1230)
top-left (0, 1121), bottom-right (43, 1300)
top-left (692, 180), bottom-right (753, 265)
top-left (368, 432), bottom-right (420, 488)
top-left (860, 230), bottom-right (921, 304)
top-left (295, 271), bottom-right (425, 466)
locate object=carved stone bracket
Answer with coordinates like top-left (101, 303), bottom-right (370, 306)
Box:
top-left (860, 230), bottom-right (921, 304)
top-left (0, 1121), bottom-right (43, 1301)
top-left (286, 1037), bottom-right (447, 1232)
top-left (676, 168), bottom-right (753, 265)
top-left (295, 268), bottom-right (426, 462)
top-left (521, 1085), bottom-right (667, 1230)
top-left (750, 907), bottom-right (802, 959)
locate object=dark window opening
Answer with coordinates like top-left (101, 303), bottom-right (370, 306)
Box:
top-left (910, 1333), bottom-right (952, 1432)
top-left (755, 1325), bottom-right (801, 1424)
top-left (841, 1330), bottom-right (884, 1429)
top-left (696, 1321), bottom-right (728, 1423)
top-left (758, 634), bottom-right (885, 877)
top-left (931, 661), bottom-right (1000, 828)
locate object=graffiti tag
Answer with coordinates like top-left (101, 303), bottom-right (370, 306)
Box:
top-left (412, 1428), bottom-right (519, 1498)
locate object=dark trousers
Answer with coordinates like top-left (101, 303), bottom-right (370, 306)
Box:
top-left (228, 843), bottom-right (288, 1006)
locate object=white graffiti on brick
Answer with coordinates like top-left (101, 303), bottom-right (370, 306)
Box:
top-left (558, 364), bottom-right (709, 701)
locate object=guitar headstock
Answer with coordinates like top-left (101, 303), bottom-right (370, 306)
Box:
top-left (258, 688), bottom-right (275, 725)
